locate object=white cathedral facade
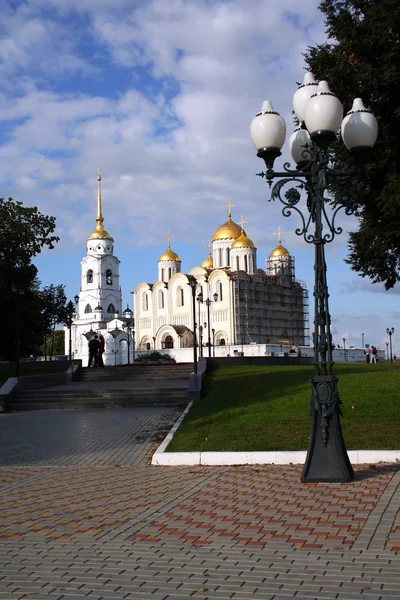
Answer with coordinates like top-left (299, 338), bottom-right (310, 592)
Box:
top-left (68, 176), bottom-right (308, 364)
top-left (134, 202), bottom-right (309, 353)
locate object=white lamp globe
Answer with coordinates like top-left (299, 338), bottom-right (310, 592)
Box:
top-left (250, 100), bottom-right (286, 152)
top-left (293, 72), bottom-right (319, 123)
top-left (341, 98), bottom-right (378, 151)
top-left (289, 128), bottom-right (311, 167)
top-left (304, 81), bottom-right (343, 141)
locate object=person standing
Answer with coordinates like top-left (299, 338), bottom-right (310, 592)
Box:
top-left (98, 334), bottom-right (105, 367)
top-left (88, 335), bottom-right (100, 367)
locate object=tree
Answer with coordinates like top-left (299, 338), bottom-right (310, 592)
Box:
top-left (0, 197), bottom-right (60, 360)
top-left (305, 0), bottom-right (400, 289)
top-left (40, 284), bottom-right (68, 360)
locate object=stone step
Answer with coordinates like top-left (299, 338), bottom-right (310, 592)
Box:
top-left (9, 388), bottom-right (188, 410)
top-left (74, 365), bottom-right (194, 382)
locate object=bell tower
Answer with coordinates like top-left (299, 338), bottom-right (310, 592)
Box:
top-left (77, 168), bottom-right (122, 322)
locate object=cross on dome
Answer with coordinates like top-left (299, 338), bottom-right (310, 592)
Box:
top-left (165, 231), bottom-right (173, 249)
top-left (225, 198), bottom-right (235, 218)
top-left (239, 215), bottom-right (247, 231)
top-left (273, 226), bottom-right (284, 243)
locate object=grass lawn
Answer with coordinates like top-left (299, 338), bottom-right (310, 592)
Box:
top-left (167, 362), bottom-right (400, 452)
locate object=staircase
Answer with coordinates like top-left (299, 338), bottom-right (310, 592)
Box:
top-left (74, 364), bottom-right (194, 382)
top-left (9, 363), bottom-right (194, 411)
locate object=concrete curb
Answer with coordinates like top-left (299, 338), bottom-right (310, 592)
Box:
top-left (152, 448), bottom-right (400, 466)
top-left (152, 407), bottom-right (400, 466)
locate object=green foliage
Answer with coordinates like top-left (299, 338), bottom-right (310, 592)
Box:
top-left (305, 0), bottom-right (400, 289)
top-left (36, 330), bottom-right (66, 358)
top-left (167, 363), bottom-right (400, 452)
top-left (0, 197), bottom-right (60, 360)
top-left (135, 351), bottom-right (175, 362)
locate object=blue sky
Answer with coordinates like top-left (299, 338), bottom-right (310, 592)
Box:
top-left (1, 0), bottom-right (398, 354)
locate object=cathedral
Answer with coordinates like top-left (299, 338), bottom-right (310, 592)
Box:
top-left (134, 201), bottom-right (309, 352)
top-left (68, 174), bottom-right (308, 364)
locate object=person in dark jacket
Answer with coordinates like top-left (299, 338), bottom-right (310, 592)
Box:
top-left (88, 335), bottom-right (100, 367)
top-left (98, 334), bottom-right (105, 367)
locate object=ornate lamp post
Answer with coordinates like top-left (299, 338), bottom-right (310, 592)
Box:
top-left (212, 328), bottom-right (216, 357)
top-left (123, 305), bottom-right (134, 364)
top-left (385, 341), bottom-right (389, 360)
top-left (187, 276), bottom-right (198, 374)
top-left (386, 327), bottom-right (394, 363)
top-left (342, 337), bottom-right (346, 362)
top-left (250, 72), bottom-right (378, 483)
top-left (64, 299), bottom-right (78, 363)
top-left (197, 290), bottom-right (218, 357)
top-left (11, 283), bottom-right (25, 378)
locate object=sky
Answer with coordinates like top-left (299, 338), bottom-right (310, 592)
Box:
top-left (0, 0), bottom-right (398, 355)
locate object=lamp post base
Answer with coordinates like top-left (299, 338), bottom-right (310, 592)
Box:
top-left (301, 375), bottom-right (354, 483)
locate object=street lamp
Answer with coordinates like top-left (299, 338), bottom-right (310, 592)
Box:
top-left (123, 305), bottom-right (134, 364)
top-left (250, 72), bottom-right (378, 483)
top-left (212, 328), bottom-right (216, 357)
top-left (342, 337), bottom-right (346, 362)
top-left (187, 276), bottom-right (198, 374)
top-left (197, 290), bottom-right (218, 357)
top-left (386, 327), bottom-right (394, 363)
top-left (385, 341), bottom-right (389, 360)
top-left (362, 333), bottom-right (364, 348)
top-left (64, 299), bottom-right (77, 363)
top-left (197, 292), bottom-right (203, 358)
top-left (11, 283), bottom-right (25, 378)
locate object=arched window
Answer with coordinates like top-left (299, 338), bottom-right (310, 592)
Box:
top-left (218, 248), bottom-right (222, 267)
top-left (84, 304), bottom-right (92, 314)
top-left (107, 303), bottom-right (115, 314)
top-left (176, 286), bottom-right (184, 307)
top-left (161, 268), bottom-right (164, 281)
top-left (146, 342), bottom-right (151, 350)
top-left (142, 293), bottom-right (148, 311)
top-left (236, 256), bottom-right (240, 271)
top-left (158, 290), bottom-right (164, 309)
top-left (168, 268), bottom-right (172, 279)
top-left (218, 281), bottom-right (223, 301)
top-left (244, 255), bottom-right (248, 272)
top-left (86, 269), bottom-right (93, 283)
top-left (219, 338), bottom-right (226, 346)
top-left (226, 248), bottom-right (230, 266)
top-left (106, 269), bottom-right (112, 285)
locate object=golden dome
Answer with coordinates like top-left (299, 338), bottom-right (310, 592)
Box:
top-left (159, 247), bottom-right (180, 262)
top-left (271, 240), bottom-right (290, 257)
top-left (232, 231), bottom-right (255, 249)
top-left (213, 216), bottom-right (244, 241)
top-left (201, 254), bottom-right (213, 269)
top-left (88, 224), bottom-right (113, 240)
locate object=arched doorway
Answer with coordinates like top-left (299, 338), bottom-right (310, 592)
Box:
top-left (164, 335), bottom-right (174, 349)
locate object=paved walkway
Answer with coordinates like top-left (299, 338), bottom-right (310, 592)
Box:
top-left (0, 409), bottom-right (399, 599)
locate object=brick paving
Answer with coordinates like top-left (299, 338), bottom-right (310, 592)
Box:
top-left (0, 409), bottom-right (399, 599)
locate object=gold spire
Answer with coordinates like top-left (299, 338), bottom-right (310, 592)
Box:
top-left (271, 226), bottom-right (289, 257)
top-left (88, 167), bottom-right (113, 240)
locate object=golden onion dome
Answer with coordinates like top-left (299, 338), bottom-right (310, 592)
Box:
top-left (88, 224), bottom-right (113, 240)
top-left (270, 240), bottom-right (290, 257)
top-left (159, 247), bottom-right (180, 262)
top-left (201, 254), bottom-right (213, 269)
top-left (232, 230), bottom-right (255, 249)
top-left (213, 216), bottom-right (244, 241)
